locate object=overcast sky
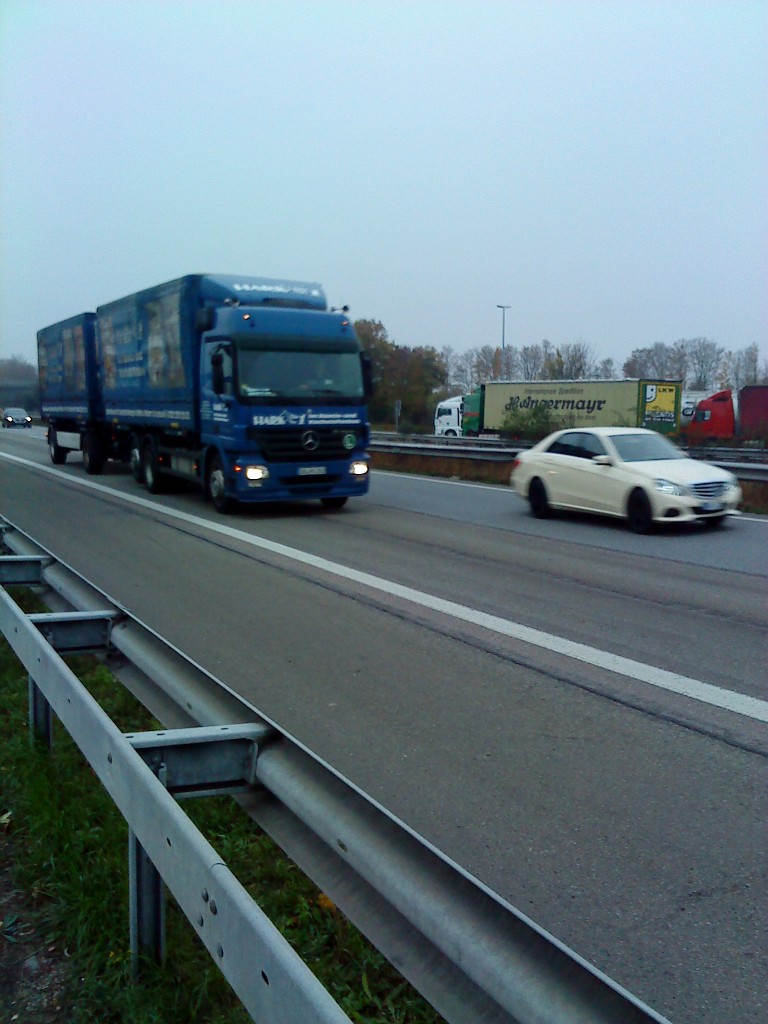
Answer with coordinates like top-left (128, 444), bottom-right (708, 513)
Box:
top-left (1, 0), bottom-right (766, 372)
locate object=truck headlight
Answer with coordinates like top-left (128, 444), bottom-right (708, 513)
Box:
top-left (245, 465), bottom-right (269, 481)
top-left (655, 478), bottom-right (690, 496)
top-left (349, 461), bottom-right (369, 476)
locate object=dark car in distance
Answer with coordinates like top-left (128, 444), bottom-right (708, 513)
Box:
top-left (2, 407), bottom-right (33, 428)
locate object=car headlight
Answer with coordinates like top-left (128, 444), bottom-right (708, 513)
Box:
top-left (655, 478), bottom-right (690, 497)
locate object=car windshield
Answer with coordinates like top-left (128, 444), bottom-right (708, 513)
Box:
top-left (610, 432), bottom-right (686, 462)
top-left (4, 409), bottom-right (27, 417)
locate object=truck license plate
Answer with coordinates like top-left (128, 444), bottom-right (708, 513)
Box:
top-left (298, 466), bottom-right (326, 476)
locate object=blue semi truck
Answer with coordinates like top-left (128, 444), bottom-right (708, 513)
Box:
top-left (38, 274), bottom-right (372, 512)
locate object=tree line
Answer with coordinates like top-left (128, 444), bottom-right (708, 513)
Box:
top-left (3, 332), bottom-right (766, 432)
top-left (0, 355), bottom-right (38, 411)
top-left (354, 322), bottom-right (767, 431)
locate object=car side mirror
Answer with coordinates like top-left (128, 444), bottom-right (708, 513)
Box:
top-left (592, 454), bottom-right (612, 466)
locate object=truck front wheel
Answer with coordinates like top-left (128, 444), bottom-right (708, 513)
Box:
top-left (208, 455), bottom-right (234, 514)
top-left (82, 433), bottom-right (105, 475)
top-left (48, 429), bottom-right (67, 465)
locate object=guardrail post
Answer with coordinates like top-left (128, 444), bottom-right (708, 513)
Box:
top-left (129, 828), bottom-right (166, 975)
top-left (125, 724), bottom-right (268, 978)
top-left (28, 673), bottom-right (52, 749)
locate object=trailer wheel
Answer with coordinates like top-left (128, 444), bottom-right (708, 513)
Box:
top-left (208, 455), bottom-right (234, 513)
top-left (528, 478), bottom-right (550, 519)
top-left (142, 440), bottom-right (165, 494)
top-left (130, 435), bottom-right (145, 483)
top-left (48, 428), bottom-right (67, 465)
top-left (82, 432), bottom-right (105, 475)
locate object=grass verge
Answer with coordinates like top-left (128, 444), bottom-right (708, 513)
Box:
top-left (0, 586), bottom-right (443, 1024)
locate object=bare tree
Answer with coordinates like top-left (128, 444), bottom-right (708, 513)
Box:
top-left (623, 341), bottom-right (690, 382)
top-left (647, 342), bottom-right (674, 378)
top-left (498, 346), bottom-right (520, 380)
top-left (718, 343), bottom-right (765, 390)
top-left (455, 349), bottom-right (480, 391)
top-left (440, 346), bottom-right (466, 394)
top-left (519, 343), bottom-right (544, 380)
top-left (473, 345), bottom-right (499, 382)
top-left (0, 355), bottom-right (37, 381)
top-left (685, 337), bottom-right (725, 390)
top-left (668, 341), bottom-right (688, 383)
top-left (559, 340), bottom-right (597, 379)
top-left (597, 357), bottom-right (615, 380)
top-left (623, 347), bottom-right (652, 378)
top-left (542, 347), bottom-right (565, 379)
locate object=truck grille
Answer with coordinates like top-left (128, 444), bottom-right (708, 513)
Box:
top-left (246, 426), bottom-right (366, 462)
top-left (691, 481), bottom-right (729, 498)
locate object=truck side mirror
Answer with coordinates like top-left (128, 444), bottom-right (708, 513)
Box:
top-left (196, 308), bottom-right (215, 331)
top-left (361, 353), bottom-right (374, 398)
top-left (211, 352), bottom-right (225, 394)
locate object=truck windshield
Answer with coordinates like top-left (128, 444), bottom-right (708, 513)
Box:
top-left (235, 344), bottom-right (364, 404)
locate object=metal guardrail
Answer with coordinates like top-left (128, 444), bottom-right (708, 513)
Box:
top-left (370, 433), bottom-right (768, 482)
top-left (0, 517), bottom-right (672, 1024)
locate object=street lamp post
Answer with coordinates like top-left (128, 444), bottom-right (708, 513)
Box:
top-left (496, 304), bottom-right (510, 350)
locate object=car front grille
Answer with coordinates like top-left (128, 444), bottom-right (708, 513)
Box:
top-left (691, 480), bottom-right (729, 498)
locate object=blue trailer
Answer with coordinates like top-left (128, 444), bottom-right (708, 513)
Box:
top-left (38, 275), bottom-right (372, 511)
top-left (38, 312), bottom-right (100, 463)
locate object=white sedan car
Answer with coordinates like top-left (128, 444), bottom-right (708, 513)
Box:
top-left (511, 427), bottom-right (741, 533)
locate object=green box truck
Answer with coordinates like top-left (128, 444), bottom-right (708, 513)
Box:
top-left (462, 379), bottom-right (681, 438)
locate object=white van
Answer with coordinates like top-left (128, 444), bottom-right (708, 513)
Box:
top-left (434, 395), bottom-right (463, 436)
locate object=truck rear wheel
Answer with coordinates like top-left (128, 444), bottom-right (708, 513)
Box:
top-left (48, 428), bottom-right (67, 465)
top-left (142, 441), bottom-right (165, 494)
top-left (208, 455), bottom-right (234, 513)
top-left (82, 432), bottom-right (105, 475)
top-left (130, 435), bottom-right (145, 483)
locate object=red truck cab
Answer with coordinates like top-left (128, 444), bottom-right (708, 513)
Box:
top-left (686, 390), bottom-right (735, 442)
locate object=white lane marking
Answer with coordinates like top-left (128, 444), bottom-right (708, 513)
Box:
top-left (3, 452), bottom-right (768, 723)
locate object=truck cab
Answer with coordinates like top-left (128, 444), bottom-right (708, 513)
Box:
top-left (197, 301), bottom-right (371, 510)
top-left (434, 396), bottom-right (463, 436)
top-left (686, 390), bottom-right (735, 442)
